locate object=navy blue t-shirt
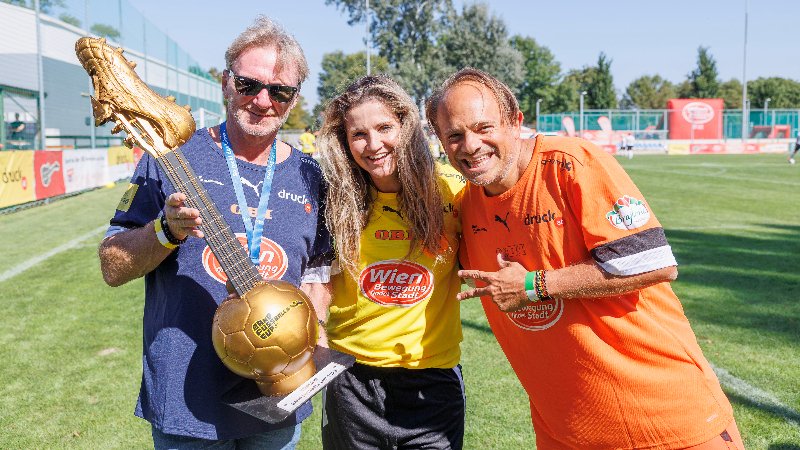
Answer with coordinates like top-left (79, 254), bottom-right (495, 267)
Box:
top-left (108, 128), bottom-right (332, 439)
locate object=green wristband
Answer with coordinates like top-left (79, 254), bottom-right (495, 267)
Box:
top-left (524, 271), bottom-right (537, 291)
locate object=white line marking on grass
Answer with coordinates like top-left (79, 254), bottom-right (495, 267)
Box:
top-left (712, 364), bottom-right (800, 428)
top-left (0, 225), bottom-right (106, 283)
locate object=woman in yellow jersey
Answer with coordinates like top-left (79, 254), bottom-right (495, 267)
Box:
top-left (317, 74), bottom-right (465, 450)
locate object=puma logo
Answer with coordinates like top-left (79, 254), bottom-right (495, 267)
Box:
top-left (240, 177), bottom-right (264, 197)
top-left (494, 212), bottom-right (510, 231)
top-left (382, 205), bottom-right (403, 219)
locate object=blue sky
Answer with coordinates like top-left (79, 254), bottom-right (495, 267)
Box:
top-left (128, 0), bottom-right (798, 108)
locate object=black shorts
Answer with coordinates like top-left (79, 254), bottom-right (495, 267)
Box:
top-left (322, 363), bottom-right (465, 450)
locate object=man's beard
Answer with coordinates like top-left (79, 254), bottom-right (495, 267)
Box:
top-left (226, 95), bottom-right (291, 137)
top-left (461, 145), bottom-right (517, 187)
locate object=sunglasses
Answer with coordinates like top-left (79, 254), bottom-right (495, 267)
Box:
top-left (226, 69), bottom-right (298, 103)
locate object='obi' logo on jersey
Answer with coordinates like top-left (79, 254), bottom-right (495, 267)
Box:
top-left (507, 298), bottom-right (564, 331)
top-left (202, 233), bottom-right (288, 283)
top-left (359, 260), bottom-right (434, 307)
top-left (605, 195), bottom-right (650, 230)
top-left (374, 229), bottom-right (412, 240)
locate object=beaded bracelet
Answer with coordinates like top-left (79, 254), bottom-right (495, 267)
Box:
top-left (524, 270), bottom-right (551, 302)
top-left (154, 211), bottom-right (186, 249)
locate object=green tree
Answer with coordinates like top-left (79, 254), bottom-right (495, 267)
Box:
top-left (509, 35), bottom-right (560, 124)
top-left (2, 0), bottom-right (62, 11)
top-left (555, 54), bottom-right (616, 111)
top-left (563, 67), bottom-right (596, 108)
top-left (58, 12), bottom-right (80, 28)
top-left (747, 77), bottom-right (800, 109)
top-left (2, 0), bottom-right (66, 13)
top-left (315, 50), bottom-right (389, 117)
top-left (675, 79), bottom-right (692, 98)
top-left (622, 75), bottom-right (675, 109)
top-left (207, 67), bottom-right (224, 83)
top-left (589, 52), bottom-right (616, 109)
top-left (718, 78), bottom-right (743, 109)
top-left (39, 0), bottom-right (63, 14)
top-left (326, 0), bottom-right (453, 106)
top-left (1, 0), bottom-right (28, 7)
top-left (90, 23), bottom-right (121, 40)
top-left (685, 46), bottom-right (720, 98)
top-left (438, 3), bottom-right (523, 94)
top-left (284, 95), bottom-right (313, 130)
top-left (550, 70), bottom-right (582, 113)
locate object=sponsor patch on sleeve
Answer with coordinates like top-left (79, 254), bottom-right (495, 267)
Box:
top-left (605, 195), bottom-right (650, 230)
top-left (116, 183), bottom-right (139, 212)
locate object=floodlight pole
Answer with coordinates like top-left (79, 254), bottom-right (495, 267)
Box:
top-left (34, 0), bottom-right (47, 150)
top-left (579, 91), bottom-right (587, 135)
top-left (763, 98), bottom-right (770, 126)
top-left (535, 98), bottom-right (542, 128)
top-left (365, 0), bottom-right (371, 75)
top-left (84, 0), bottom-right (96, 149)
top-left (741, 0), bottom-right (748, 144)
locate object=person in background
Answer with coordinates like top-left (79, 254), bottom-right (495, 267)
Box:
top-left (8, 113), bottom-right (26, 149)
top-left (9, 113), bottom-right (25, 140)
top-left (789, 130), bottom-right (799, 164)
top-left (317, 74), bottom-right (466, 450)
top-left (426, 67), bottom-right (744, 450)
top-left (299, 125), bottom-right (317, 157)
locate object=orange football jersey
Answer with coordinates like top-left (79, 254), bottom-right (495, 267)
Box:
top-left (459, 135), bottom-right (733, 448)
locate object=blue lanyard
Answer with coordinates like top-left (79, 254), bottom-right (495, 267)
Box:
top-left (220, 122), bottom-right (277, 265)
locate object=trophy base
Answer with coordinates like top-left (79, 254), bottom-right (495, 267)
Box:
top-left (222, 346), bottom-right (355, 424)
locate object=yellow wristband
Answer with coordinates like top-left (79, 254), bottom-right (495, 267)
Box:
top-left (154, 213), bottom-right (178, 249)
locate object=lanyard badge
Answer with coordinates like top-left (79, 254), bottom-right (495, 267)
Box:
top-left (220, 122), bottom-right (277, 266)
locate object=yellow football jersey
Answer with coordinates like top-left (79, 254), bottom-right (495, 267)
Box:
top-left (327, 167), bottom-right (464, 368)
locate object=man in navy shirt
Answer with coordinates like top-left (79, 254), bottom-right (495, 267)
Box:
top-left (99, 16), bottom-right (331, 449)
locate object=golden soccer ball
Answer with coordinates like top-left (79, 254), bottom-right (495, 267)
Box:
top-left (211, 280), bottom-right (319, 396)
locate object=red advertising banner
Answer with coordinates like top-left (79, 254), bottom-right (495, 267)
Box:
top-left (34, 150), bottom-right (65, 200)
top-left (667, 99), bottom-right (724, 140)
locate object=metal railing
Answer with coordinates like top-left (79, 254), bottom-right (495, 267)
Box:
top-left (538, 109), bottom-right (800, 139)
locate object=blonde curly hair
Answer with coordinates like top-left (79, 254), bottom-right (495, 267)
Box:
top-left (318, 75), bottom-right (446, 277)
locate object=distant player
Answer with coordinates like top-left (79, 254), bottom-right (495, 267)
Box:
top-left (625, 132), bottom-right (635, 159)
top-left (789, 130), bottom-right (799, 164)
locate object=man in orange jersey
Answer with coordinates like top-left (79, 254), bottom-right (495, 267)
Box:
top-left (426, 68), bottom-right (744, 450)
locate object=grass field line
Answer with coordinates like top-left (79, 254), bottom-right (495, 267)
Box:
top-left (632, 166), bottom-right (800, 187)
top-left (0, 225), bottom-right (106, 283)
top-left (712, 364), bottom-right (800, 429)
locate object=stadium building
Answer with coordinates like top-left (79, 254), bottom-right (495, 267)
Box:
top-left (0, 0), bottom-right (223, 151)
